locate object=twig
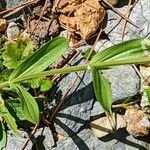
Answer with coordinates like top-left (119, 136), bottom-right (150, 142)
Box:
top-left (0, 0), bottom-right (39, 18)
top-left (121, 0), bottom-right (139, 41)
top-left (30, 0), bottom-right (49, 35)
top-left (112, 99), bottom-right (141, 108)
top-left (100, 0), bottom-right (139, 28)
top-left (49, 75), bottom-right (79, 121)
top-left (86, 27), bottom-right (104, 61)
top-left (20, 124), bottom-right (38, 150)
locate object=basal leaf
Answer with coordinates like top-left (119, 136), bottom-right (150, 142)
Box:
top-left (2, 38), bottom-right (35, 69)
top-left (91, 66), bottom-right (112, 114)
top-left (0, 123), bottom-right (7, 150)
top-left (90, 38), bottom-right (150, 64)
top-left (15, 84), bottom-right (39, 124)
top-left (28, 78), bottom-right (53, 92)
top-left (10, 37), bottom-right (69, 79)
top-left (0, 96), bottom-right (19, 135)
top-left (40, 79), bottom-right (53, 92)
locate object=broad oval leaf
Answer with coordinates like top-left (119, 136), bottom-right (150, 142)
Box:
top-left (9, 37), bottom-right (69, 79)
top-left (90, 38), bottom-right (150, 64)
top-left (0, 123), bottom-right (7, 150)
top-left (91, 66), bottom-right (112, 114)
top-left (0, 96), bottom-right (19, 135)
top-left (15, 84), bottom-right (39, 124)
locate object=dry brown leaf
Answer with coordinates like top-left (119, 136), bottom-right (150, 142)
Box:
top-left (58, 0), bottom-right (106, 39)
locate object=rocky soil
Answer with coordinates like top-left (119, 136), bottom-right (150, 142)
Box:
top-left (0, 0), bottom-right (150, 150)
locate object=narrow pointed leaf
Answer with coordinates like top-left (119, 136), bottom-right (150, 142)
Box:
top-left (91, 66), bottom-right (112, 113)
top-left (10, 37), bottom-right (69, 79)
top-left (0, 123), bottom-right (7, 150)
top-left (146, 87), bottom-right (150, 105)
top-left (0, 96), bottom-right (19, 135)
top-left (90, 38), bottom-right (150, 64)
top-left (15, 84), bottom-right (39, 124)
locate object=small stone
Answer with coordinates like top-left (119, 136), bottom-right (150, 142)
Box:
top-left (6, 22), bottom-right (20, 40)
top-left (124, 106), bottom-right (150, 137)
top-left (0, 19), bottom-right (7, 32)
top-left (91, 114), bottom-right (126, 138)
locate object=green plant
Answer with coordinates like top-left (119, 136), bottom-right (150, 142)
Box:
top-left (0, 37), bottom-right (150, 148)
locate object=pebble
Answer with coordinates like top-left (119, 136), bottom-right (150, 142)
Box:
top-left (6, 22), bottom-right (20, 40)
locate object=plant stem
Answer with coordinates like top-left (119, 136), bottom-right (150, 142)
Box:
top-left (0, 57), bottom-right (150, 89)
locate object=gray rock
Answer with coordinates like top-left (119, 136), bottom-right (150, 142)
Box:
top-left (6, 130), bottom-right (32, 150)
top-left (53, 54), bottom-right (140, 135)
top-left (5, 127), bottom-right (55, 150)
top-left (53, 59), bottom-right (94, 136)
top-left (52, 128), bottom-right (149, 150)
top-left (6, 22), bottom-right (20, 39)
top-left (103, 65), bottom-right (140, 102)
top-left (5, 0), bottom-right (27, 8)
top-left (104, 0), bottom-right (149, 44)
top-left (52, 129), bottom-right (107, 150)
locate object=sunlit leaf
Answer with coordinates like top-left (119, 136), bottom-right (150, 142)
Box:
top-left (0, 123), bottom-right (7, 150)
top-left (40, 79), bottom-right (53, 92)
top-left (2, 38), bottom-right (35, 69)
top-left (28, 78), bottom-right (53, 92)
top-left (14, 84), bottom-right (39, 124)
top-left (146, 87), bottom-right (150, 105)
top-left (91, 66), bottom-right (112, 114)
top-left (90, 38), bottom-right (150, 64)
top-left (0, 96), bottom-right (19, 135)
top-left (10, 37), bottom-right (69, 79)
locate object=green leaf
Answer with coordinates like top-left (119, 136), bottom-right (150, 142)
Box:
top-left (0, 123), bottom-right (7, 150)
top-left (6, 99), bottom-right (25, 121)
top-left (2, 38), bottom-right (35, 69)
top-left (146, 87), bottom-right (150, 105)
top-left (91, 66), bottom-right (112, 114)
top-left (90, 38), bottom-right (150, 64)
top-left (81, 48), bottom-right (96, 60)
top-left (0, 96), bottom-right (19, 135)
top-left (14, 84), bottom-right (39, 124)
top-left (10, 37), bottom-right (69, 79)
top-left (40, 79), bottom-right (53, 92)
top-left (28, 78), bottom-right (53, 92)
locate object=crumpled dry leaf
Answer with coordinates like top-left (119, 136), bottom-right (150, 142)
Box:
top-left (58, 0), bottom-right (106, 39)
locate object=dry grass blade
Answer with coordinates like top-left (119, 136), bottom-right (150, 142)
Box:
top-left (100, 0), bottom-right (139, 28)
top-left (121, 0), bottom-right (139, 41)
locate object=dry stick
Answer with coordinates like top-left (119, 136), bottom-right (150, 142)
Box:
top-left (1, 0), bottom-right (39, 17)
top-left (112, 99), bottom-right (141, 109)
top-left (121, 0), bottom-right (132, 41)
top-left (20, 124), bottom-right (38, 150)
top-left (121, 0), bottom-right (139, 41)
top-left (49, 76), bottom-right (79, 122)
top-left (50, 51), bottom-right (84, 121)
top-left (52, 49), bottom-right (82, 81)
top-left (30, 0), bottom-right (49, 35)
top-left (86, 27), bottom-right (104, 61)
top-left (100, 0), bottom-right (138, 28)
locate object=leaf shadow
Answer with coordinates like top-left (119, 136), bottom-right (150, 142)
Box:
top-left (98, 128), bottom-right (149, 150)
